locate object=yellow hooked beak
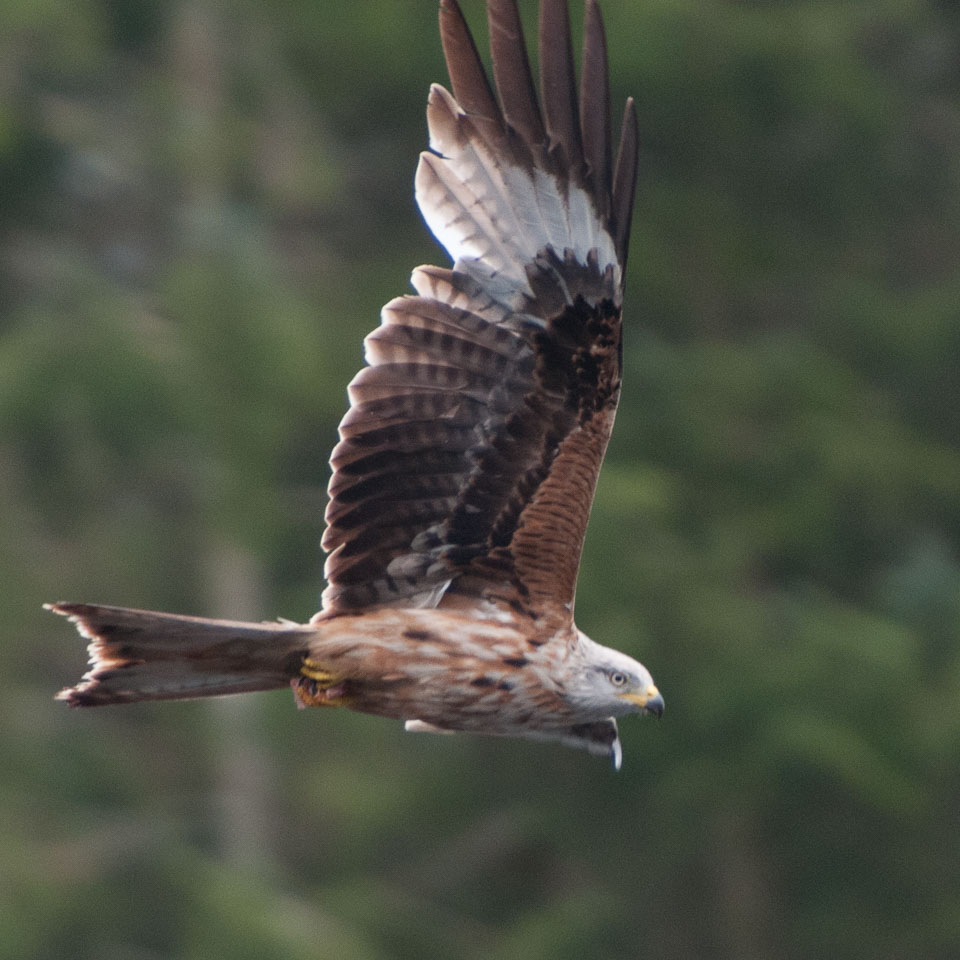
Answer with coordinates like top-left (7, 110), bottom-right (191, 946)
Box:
top-left (619, 685), bottom-right (664, 718)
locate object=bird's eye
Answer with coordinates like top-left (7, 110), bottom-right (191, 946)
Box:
top-left (609, 671), bottom-right (628, 687)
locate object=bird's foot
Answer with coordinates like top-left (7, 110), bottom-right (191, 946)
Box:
top-left (291, 657), bottom-right (351, 709)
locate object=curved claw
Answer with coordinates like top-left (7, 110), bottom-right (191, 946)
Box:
top-left (292, 658), bottom-right (351, 708)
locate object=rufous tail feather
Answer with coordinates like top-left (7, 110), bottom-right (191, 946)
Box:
top-left (48, 602), bottom-right (316, 706)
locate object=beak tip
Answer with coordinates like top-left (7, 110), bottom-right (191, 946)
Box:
top-left (644, 692), bottom-right (664, 720)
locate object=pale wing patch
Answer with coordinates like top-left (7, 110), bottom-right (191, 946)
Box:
top-left (416, 84), bottom-right (619, 311)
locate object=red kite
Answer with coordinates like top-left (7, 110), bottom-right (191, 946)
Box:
top-left (50, 0), bottom-right (661, 768)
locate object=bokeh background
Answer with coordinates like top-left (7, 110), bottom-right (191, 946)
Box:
top-left (3, 0), bottom-right (959, 957)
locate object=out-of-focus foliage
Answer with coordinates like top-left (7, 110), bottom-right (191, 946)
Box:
top-left (2, 0), bottom-right (958, 957)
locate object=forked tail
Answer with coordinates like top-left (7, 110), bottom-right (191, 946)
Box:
top-left (48, 602), bottom-right (317, 706)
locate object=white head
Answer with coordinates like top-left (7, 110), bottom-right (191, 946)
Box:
top-left (567, 631), bottom-right (664, 722)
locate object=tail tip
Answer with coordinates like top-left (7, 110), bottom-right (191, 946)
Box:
top-left (44, 602), bottom-right (93, 617)
top-left (54, 686), bottom-right (87, 707)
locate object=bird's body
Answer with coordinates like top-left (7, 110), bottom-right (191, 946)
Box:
top-left (51, 597), bottom-right (656, 764)
top-left (50, 0), bottom-right (663, 767)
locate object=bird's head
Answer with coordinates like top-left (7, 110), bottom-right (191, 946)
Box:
top-left (569, 632), bottom-right (664, 721)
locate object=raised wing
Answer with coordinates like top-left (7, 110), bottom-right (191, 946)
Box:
top-left (321, 0), bottom-right (638, 618)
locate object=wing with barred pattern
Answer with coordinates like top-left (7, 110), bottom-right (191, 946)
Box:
top-left (321, 0), bottom-right (638, 618)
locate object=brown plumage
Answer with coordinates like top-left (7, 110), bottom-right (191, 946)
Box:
top-left (49, 0), bottom-right (662, 768)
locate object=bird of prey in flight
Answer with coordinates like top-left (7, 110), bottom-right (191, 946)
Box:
top-left (49, 0), bottom-right (662, 769)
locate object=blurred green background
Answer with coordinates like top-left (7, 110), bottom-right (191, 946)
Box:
top-left (2, 0), bottom-right (959, 957)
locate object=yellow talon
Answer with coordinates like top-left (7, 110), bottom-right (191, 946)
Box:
top-left (301, 657), bottom-right (336, 684)
top-left (294, 657), bottom-right (352, 708)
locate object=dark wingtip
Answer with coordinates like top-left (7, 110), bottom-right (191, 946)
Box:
top-left (579, 0), bottom-right (612, 217)
top-left (438, 0), bottom-right (505, 148)
top-left (487, 0), bottom-right (545, 157)
top-left (539, 0), bottom-right (584, 177)
top-left (612, 96), bottom-right (639, 268)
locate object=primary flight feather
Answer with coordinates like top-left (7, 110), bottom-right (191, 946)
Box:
top-left (49, 0), bottom-right (661, 769)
